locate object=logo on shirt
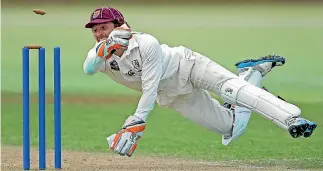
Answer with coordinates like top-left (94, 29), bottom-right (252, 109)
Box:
top-left (126, 70), bottom-right (135, 76)
top-left (132, 60), bottom-right (141, 72)
top-left (110, 60), bottom-right (120, 71)
top-left (225, 88), bottom-right (233, 94)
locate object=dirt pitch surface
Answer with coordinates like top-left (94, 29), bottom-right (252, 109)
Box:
top-left (1, 93), bottom-right (305, 171)
top-left (1, 93), bottom-right (140, 105)
top-left (1, 146), bottom-right (294, 171)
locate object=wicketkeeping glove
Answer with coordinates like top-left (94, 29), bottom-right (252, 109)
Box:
top-left (107, 115), bottom-right (146, 157)
top-left (96, 27), bottom-right (132, 59)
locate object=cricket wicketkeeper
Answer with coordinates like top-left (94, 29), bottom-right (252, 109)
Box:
top-left (83, 7), bottom-right (317, 157)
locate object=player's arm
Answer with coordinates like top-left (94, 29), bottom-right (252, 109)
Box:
top-left (107, 34), bottom-right (163, 156)
top-left (83, 42), bottom-right (105, 75)
top-left (134, 34), bottom-right (163, 121)
top-left (83, 27), bottom-right (131, 75)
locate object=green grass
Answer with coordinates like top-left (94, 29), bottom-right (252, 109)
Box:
top-left (2, 3), bottom-right (323, 169)
top-left (2, 99), bottom-right (323, 169)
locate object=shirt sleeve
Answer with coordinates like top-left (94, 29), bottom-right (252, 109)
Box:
top-left (134, 35), bottom-right (163, 122)
top-left (83, 42), bottom-right (105, 75)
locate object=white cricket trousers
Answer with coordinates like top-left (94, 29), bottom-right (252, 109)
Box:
top-left (165, 50), bottom-right (260, 136)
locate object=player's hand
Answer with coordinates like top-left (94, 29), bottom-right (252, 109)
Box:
top-left (107, 115), bottom-right (146, 157)
top-left (96, 27), bottom-right (132, 59)
top-left (109, 27), bottom-right (132, 40)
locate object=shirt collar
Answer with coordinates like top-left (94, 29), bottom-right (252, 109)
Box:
top-left (121, 35), bottom-right (139, 59)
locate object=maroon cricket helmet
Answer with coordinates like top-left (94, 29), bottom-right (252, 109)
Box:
top-left (85, 7), bottom-right (125, 28)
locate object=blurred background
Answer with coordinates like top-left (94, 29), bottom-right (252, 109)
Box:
top-left (2, 0), bottom-right (323, 169)
top-left (2, 0), bottom-right (323, 101)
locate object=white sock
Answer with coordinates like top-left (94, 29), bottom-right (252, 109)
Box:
top-left (234, 70), bottom-right (262, 120)
top-left (244, 70), bottom-right (262, 87)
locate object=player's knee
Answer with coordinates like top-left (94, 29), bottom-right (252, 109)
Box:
top-left (220, 78), bottom-right (248, 106)
top-left (220, 77), bottom-right (301, 119)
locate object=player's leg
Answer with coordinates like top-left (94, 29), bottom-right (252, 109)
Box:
top-left (222, 67), bottom-right (262, 145)
top-left (234, 56), bottom-right (316, 138)
top-left (169, 89), bottom-right (234, 136)
top-left (168, 67), bottom-right (264, 141)
top-left (222, 56), bottom-right (288, 145)
top-left (167, 61), bottom-right (265, 141)
top-left (190, 53), bottom-right (317, 138)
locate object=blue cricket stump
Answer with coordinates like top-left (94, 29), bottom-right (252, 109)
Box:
top-left (54, 47), bottom-right (62, 169)
top-left (22, 45), bottom-right (62, 170)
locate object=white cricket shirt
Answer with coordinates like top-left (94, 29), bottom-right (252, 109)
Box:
top-left (83, 33), bottom-right (187, 121)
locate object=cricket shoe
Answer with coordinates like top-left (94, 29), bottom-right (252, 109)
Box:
top-left (262, 87), bottom-right (317, 138)
top-left (287, 117), bottom-right (317, 138)
top-left (235, 55), bottom-right (285, 76)
top-left (222, 104), bottom-right (251, 146)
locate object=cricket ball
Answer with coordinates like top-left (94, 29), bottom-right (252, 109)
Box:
top-left (33, 9), bottom-right (46, 15)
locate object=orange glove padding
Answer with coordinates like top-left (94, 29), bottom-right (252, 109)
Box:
top-left (107, 115), bottom-right (145, 157)
top-left (96, 26), bottom-right (132, 60)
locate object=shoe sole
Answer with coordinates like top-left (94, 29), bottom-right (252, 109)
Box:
top-left (304, 122), bottom-right (317, 138)
top-left (235, 56), bottom-right (285, 68)
top-left (288, 121), bottom-right (317, 138)
top-left (222, 136), bottom-right (233, 146)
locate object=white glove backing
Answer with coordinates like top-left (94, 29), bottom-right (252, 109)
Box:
top-left (107, 115), bottom-right (146, 157)
top-left (96, 26), bottom-right (132, 59)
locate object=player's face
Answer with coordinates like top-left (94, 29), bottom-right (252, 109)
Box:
top-left (92, 22), bottom-right (115, 42)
